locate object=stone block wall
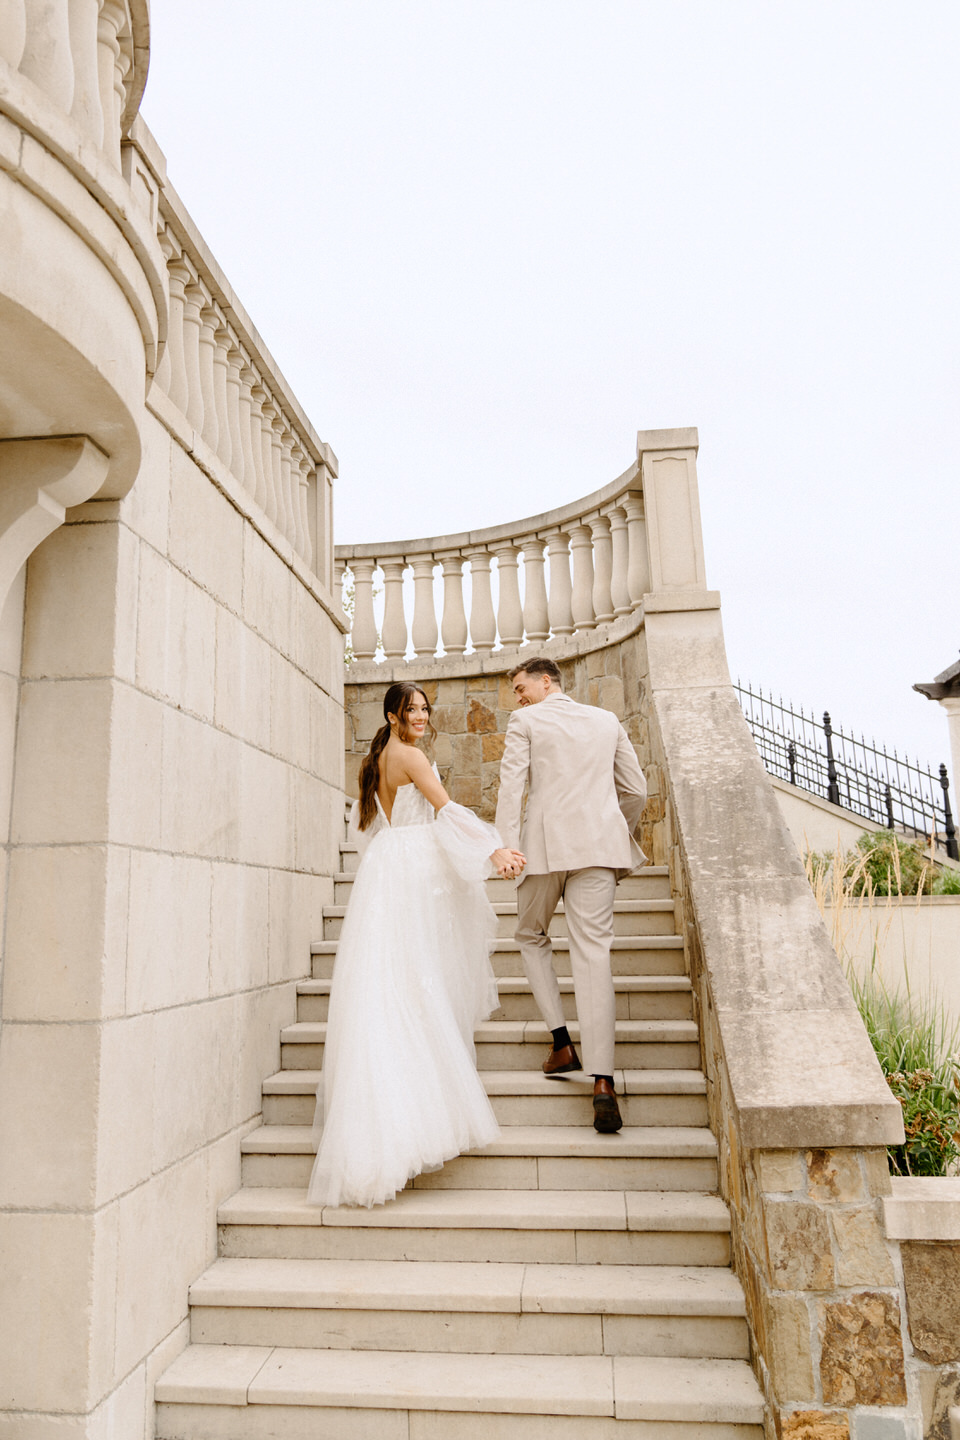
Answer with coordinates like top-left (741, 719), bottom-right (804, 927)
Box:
top-left (0, 409), bottom-right (344, 1437)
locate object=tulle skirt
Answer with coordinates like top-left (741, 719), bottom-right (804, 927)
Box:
top-left (307, 821), bottom-right (501, 1208)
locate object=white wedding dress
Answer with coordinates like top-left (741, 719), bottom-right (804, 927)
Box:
top-left (307, 781), bottom-right (502, 1209)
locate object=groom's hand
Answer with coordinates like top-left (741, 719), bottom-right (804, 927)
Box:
top-left (491, 847), bottom-right (526, 879)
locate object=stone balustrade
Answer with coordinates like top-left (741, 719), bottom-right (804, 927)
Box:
top-left (1, 0), bottom-right (147, 168)
top-left (336, 460), bottom-right (654, 664)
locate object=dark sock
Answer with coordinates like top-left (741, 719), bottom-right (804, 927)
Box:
top-left (593, 1074), bottom-right (614, 1085)
top-left (551, 1025), bottom-right (572, 1051)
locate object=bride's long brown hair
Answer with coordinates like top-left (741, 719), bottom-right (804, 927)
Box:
top-left (356, 682), bottom-right (437, 831)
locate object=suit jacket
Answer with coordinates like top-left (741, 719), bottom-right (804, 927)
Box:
top-left (495, 692), bottom-right (648, 876)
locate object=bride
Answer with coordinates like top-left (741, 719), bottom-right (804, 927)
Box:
top-left (307, 681), bottom-right (526, 1209)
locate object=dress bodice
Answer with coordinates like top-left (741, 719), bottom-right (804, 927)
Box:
top-left (376, 782), bottom-right (435, 830)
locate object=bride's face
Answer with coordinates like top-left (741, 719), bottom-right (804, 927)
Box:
top-left (395, 693), bottom-right (430, 742)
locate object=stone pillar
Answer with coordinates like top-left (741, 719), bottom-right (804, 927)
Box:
top-left (255, 390), bottom-right (278, 524)
top-left (466, 549), bottom-right (496, 654)
top-left (590, 514), bottom-right (614, 624)
top-left (197, 294), bottom-right (220, 456)
top-left (291, 443), bottom-right (311, 568)
top-left (0, 0), bottom-right (27, 68)
top-left (609, 506), bottom-right (631, 616)
top-left (350, 559), bottom-right (378, 661)
top-left (67, 0), bottom-right (104, 145)
top-left (96, 0), bottom-right (126, 167)
top-left (640, 445), bottom-right (707, 594)
top-left (180, 274), bottom-right (206, 435)
top-left (379, 559), bottom-right (407, 660)
top-left (439, 554), bottom-right (468, 656)
top-left (623, 493), bottom-right (649, 605)
top-left (494, 545), bottom-right (523, 649)
top-left (569, 523), bottom-right (596, 633)
top-left (224, 338), bottom-right (245, 488)
top-left (21, 0), bottom-right (74, 110)
top-left (245, 369), bottom-right (269, 514)
top-left (521, 538), bottom-right (549, 642)
top-left (941, 698), bottom-right (960, 806)
top-left (545, 531), bottom-right (574, 637)
top-left (267, 405), bottom-right (287, 539)
top-left (163, 253), bottom-right (191, 416)
top-left (411, 557), bottom-right (438, 659)
top-left (212, 323), bottom-right (233, 472)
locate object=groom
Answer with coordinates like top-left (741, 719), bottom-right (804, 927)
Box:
top-left (494, 658), bottom-right (647, 1133)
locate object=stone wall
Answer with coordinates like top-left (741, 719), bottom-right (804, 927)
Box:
top-left (0, 409), bottom-right (344, 1438)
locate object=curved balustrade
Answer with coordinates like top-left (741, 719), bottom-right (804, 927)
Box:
top-left (335, 465), bottom-right (654, 664)
top-left (3, 0), bottom-right (147, 167)
top-left (149, 192), bottom-right (336, 586)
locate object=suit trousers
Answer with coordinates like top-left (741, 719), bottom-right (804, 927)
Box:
top-left (515, 867), bottom-right (618, 1078)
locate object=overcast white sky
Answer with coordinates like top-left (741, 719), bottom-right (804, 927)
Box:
top-left (143, 1), bottom-right (959, 774)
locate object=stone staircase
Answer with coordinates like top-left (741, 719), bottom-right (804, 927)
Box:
top-left (155, 825), bottom-right (766, 1437)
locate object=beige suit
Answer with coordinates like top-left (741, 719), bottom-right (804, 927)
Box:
top-left (495, 692), bottom-right (647, 1076)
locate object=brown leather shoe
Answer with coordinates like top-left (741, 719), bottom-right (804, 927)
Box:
top-left (593, 1077), bottom-right (622, 1133)
top-left (542, 1042), bottom-right (582, 1075)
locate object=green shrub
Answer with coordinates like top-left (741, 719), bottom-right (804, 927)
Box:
top-left (933, 866), bottom-right (960, 895)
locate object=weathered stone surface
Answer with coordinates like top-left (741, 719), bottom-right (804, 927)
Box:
top-left (482, 732), bottom-right (506, 763)
top-left (820, 1292), bottom-right (906, 1405)
top-left (862, 1150), bottom-right (892, 1199)
top-left (498, 674), bottom-right (516, 708)
top-left (901, 1240), bottom-right (960, 1364)
top-left (436, 678), bottom-right (465, 703)
top-left (806, 1150), bottom-right (865, 1203)
top-left (925, 1364), bottom-right (960, 1440)
top-left (450, 776), bottom-right (481, 808)
top-left (756, 1150), bottom-right (804, 1195)
top-left (452, 733), bottom-right (481, 773)
top-left (467, 699), bottom-right (497, 733)
top-left (763, 1291), bottom-right (816, 1402)
top-left (431, 703), bottom-right (467, 734)
top-left (781, 1413), bottom-right (849, 1440)
top-left (764, 1200), bottom-right (834, 1290)
top-left (831, 1205), bottom-right (895, 1287)
top-left (850, 1416), bottom-right (910, 1440)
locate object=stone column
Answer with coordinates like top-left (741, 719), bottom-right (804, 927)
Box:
top-left (941, 698), bottom-right (960, 804)
top-left (197, 293), bottom-right (220, 456)
top-left (545, 531), bottom-right (574, 637)
top-left (465, 548), bottom-right (496, 654)
top-left (350, 559), bottom-right (378, 661)
top-left (280, 428), bottom-right (299, 548)
top-left (291, 443), bottom-right (312, 569)
top-left (379, 559), bottom-right (408, 659)
top-left (494, 544), bottom-right (523, 650)
top-left (608, 506), bottom-right (631, 616)
top-left (520, 538), bottom-right (549, 642)
top-left (180, 273), bottom-right (206, 435)
top-left (163, 250), bottom-right (191, 416)
top-left (624, 493), bottom-right (650, 606)
top-left (410, 557), bottom-right (438, 659)
top-left (590, 514), bottom-right (614, 624)
top-left (439, 554), bottom-right (468, 656)
top-left (67, 0), bottom-right (104, 144)
top-left (254, 389), bottom-right (278, 524)
top-left (96, 0), bottom-right (126, 167)
top-left (0, 0), bottom-right (27, 69)
top-left (243, 365), bottom-right (268, 511)
top-left (21, 0), bottom-right (74, 110)
top-left (224, 338), bottom-right (245, 488)
top-left (268, 406), bottom-right (287, 537)
top-left (569, 523), bottom-right (596, 632)
top-left (212, 323), bottom-right (233, 471)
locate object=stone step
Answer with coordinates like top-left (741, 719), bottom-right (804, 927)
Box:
top-left (155, 1345), bottom-right (765, 1435)
top-left (310, 934), bottom-right (688, 980)
top-left (333, 867), bottom-right (673, 903)
top-left (217, 1186), bottom-right (732, 1266)
top-left (239, 1124), bottom-right (718, 1192)
top-left (262, 1068), bottom-right (709, 1129)
top-left (185, 1256), bottom-right (749, 1358)
top-left (321, 898), bottom-right (678, 941)
top-left (296, 975), bottom-right (694, 1024)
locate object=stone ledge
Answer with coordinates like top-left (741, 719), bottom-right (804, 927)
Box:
top-left (883, 1178), bottom-right (960, 1240)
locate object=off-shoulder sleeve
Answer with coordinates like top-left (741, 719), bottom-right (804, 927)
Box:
top-left (348, 798), bottom-right (384, 858)
top-left (434, 800), bottom-right (503, 883)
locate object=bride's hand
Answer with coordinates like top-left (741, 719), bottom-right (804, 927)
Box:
top-left (491, 847), bottom-right (526, 879)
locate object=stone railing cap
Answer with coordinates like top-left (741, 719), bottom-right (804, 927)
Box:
top-left (883, 1176), bottom-right (960, 1240)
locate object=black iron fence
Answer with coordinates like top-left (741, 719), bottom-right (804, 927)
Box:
top-left (734, 683), bottom-right (959, 861)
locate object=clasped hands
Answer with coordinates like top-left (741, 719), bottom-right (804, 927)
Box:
top-left (490, 847), bottom-right (526, 880)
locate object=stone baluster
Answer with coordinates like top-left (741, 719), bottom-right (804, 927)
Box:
top-left (247, 377), bottom-right (270, 515)
top-left (494, 544), bottom-right (523, 649)
top-left (212, 322), bottom-right (233, 471)
top-left (350, 559), bottom-right (378, 661)
top-left (520, 537), bottom-right (550, 642)
top-left (96, 0), bottom-right (126, 167)
top-left (465, 548), bottom-right (496, 654)
top-left (439, 554), bottom-right (468, 656)
top-left (20, 0), bottom-right (74, 109)
top-left (268, 404), bottom-right (287, 537)
top-left (608, 506), bottom-right (631, 616)
top-left (380, 559), bottom-right (408, 659)
top-left (224, 336), bottom-right (245, 488)
top-left (197, 293), bottom-right (220, 454)
top-left (68, 0), bottom-right (104, 144)
top-left (153, 229), bottom-right (176, 396)
top-left (279, 428), bottom-right (298, 547)
top-left (546, 531), bottom-right (574, 637)
top-left (624, 492), bottom-right (650, 604)
top-left (162, 248), bottom-right (190, 414)
top-left (411, 557), bottom-right (438, 658)
top-left (255, 390), bottom-right (279, 524)
top-left (590, 514), bottom-right (615, 624)
top-left (290, 443), bottom-right (312, 568)
top-left (238, 359), bottom-right (261, 502)
top-left (0, 0), bottom-right (27, 69)
top-left (180, 272), bottom-right (206, 434)
top-left (569, 523), bottom-right (596, 632)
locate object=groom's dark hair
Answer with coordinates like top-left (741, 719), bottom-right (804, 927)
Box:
top-left (508, 657), bottom-right (562, 686)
